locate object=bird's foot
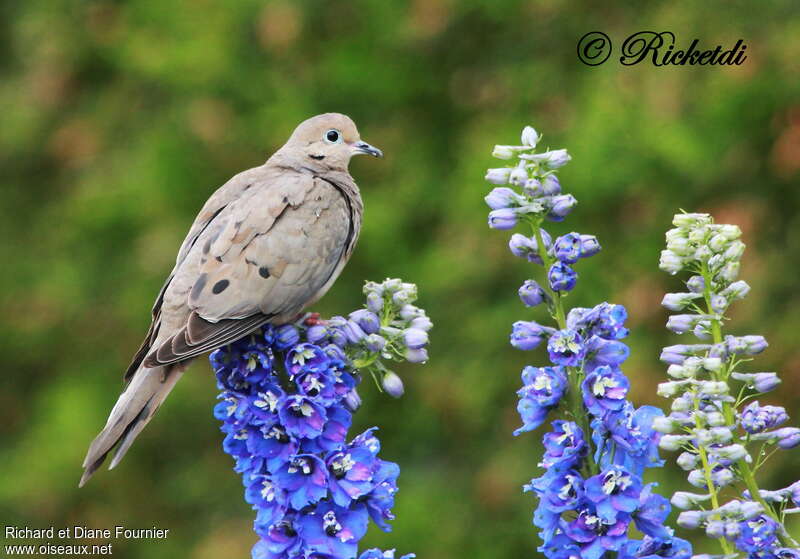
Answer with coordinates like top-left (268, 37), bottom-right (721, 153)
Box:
top-left (302, 312), bottom-right (325, 326)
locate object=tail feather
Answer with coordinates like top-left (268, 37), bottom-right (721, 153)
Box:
top-left (108, 367), bottom-right (184, 470)
top-left (79, 364), bottom-right (184, 487)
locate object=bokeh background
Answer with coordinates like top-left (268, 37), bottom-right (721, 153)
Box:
top-left (2, 1), bottom-right (799, 557)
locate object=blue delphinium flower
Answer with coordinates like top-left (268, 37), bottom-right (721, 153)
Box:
top-left (213, 279), bottom-right (430, 559)
top-left (655, 213), bottom-right (800, 556)
top-left (515, 366), bottom-right (568, 434)
top-left (484, 125), bottom-right (688, 559)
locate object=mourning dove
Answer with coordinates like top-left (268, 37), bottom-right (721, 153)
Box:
top-left (80, 113), bottom-right (382, 487)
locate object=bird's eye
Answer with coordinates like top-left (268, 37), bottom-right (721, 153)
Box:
top-left (324, 129), bottom-right (342, 144)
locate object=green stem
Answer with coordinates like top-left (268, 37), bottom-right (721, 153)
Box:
top-left (699, 265), bottom-right (798, 549)
top-left (692, 399), bottom-right (735, 555)
top-left (532, 222), bottom-right (599, 476)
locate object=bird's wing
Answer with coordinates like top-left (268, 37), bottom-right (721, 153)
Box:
top-left (123, 167), bottom-right (265, 380)
top-left (143, 173), bottom-right (355, 367)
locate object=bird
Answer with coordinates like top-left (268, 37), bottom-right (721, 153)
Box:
top-left (79, 113), bottom-right (382, 487)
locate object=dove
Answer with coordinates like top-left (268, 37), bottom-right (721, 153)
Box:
top-left (80, 113), bottom-right (382, 487)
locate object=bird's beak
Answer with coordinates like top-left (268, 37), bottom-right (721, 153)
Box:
top-left (352, 141), bottom-right (383, 158)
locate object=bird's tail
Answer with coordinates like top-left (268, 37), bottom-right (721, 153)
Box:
top-left (79, 364), bottom-right (185, 487)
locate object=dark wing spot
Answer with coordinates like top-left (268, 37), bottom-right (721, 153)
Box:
top-left (212, 279), bottom-right (230, 294)
top-left (191, 273), bottom-right (208, 301)
top-left (309, 154), bottom-right (325, 160)
top-left (258, 266), bottom-right (270, 279)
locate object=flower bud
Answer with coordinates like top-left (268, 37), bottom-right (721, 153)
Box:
top-left (662, 292), bottom-right (701, 311)
top-left (708, 234), bottom-right (728, 253)
top-left (705, 520), bottom-right (725, 538)
top-left (667, 364), bottom-right (693, 379)
top-left (653, 416), bottom-right (677, 433)
top-left (523, 178), bottom-right (542, 197)
top-left (366, 291), bottom-right (384, 313)
top-left (659, 250), bottom-right (683, 275)
top-left (521, 126), bottom-right (539, 147)
top-left (724, 522), bottom-right (741, 539)
top-left (492, 145), bottom-right (516, 160)
top-left (399, 304), bottom-right (422, 321)
top-left (509, 233), bottom-right (544, 264)
top-left (349, 309), bottom-right (380, 334)
top-left (404, 347), bottom-right (428, 363)
top-left (677, 510), bottom-right (703, 529)
top-left (328, 328), bottom-right (347, 347)
top-left (702, 357), bottom-right (723, 372)
top-left (725, 241), bottom-right (745, 261)
top-left (275, 324), bottom-right (300, 349)
top-left (509, 167), bottom-right (528, 186)
top-left (660, 434), bottom-right (692, 451)
top-left (660, 344), bottom-right (710, 365)
top-left (696, 427), bottom-right (732, 446)
top-left (518, 280), bottom-right (546, 307)
top-left (306, 324), bottom-right (328, 344)
top-left (708, 254), bottom-right (725, 272)
top-left (542, 175), bottom-right (561, 195)
top-left (753, 372), bottom-right (780, 393)
top-left (710, 294), bottom-right (728, 314)
top-left (677, 452), bottom-right (699, 471)
top-left (739, 335), bottom-right (768, 355)
top-left (777, 427), bottom-right (800, 449)
top-left (410, 316), bottom-right (433, 332)
top-left (688, 227), bottom-right (709, 244)
top-left (712, 468), bottom-right (735, 487)
top-left (548, 262), bottom-right (577, 292)
top-left (697, 381), bottom-right (729, 396)
top-left (342, 320), bottom-right (367, 344)
top-left (403, 328), bottom-right (428, 350)
top-left (364, 334), bottom-right (387, 353)
top-left (719, 262), bottom-right (740, 283)
top-left (488, 208), bottom-right (517, 230)
top-left (693, 322), bottom-right (711, 340)
top-left (485, 187), bottom-right (521, 210)
top-left (667, 314), bottom-right (701, 334)
top-left (694, 245), bottom-right (712, 262)
top-left (485, 167), bottom-right (512, 184)
top-left (686, 275), bottom-right (705, 293)
top-left (671, 396), bottom-right (692, 412)
top-left (740, 402), bottom-right (788, 434)
top-left (553, 233), bottom-right (582, 264)
top-left (672, 491), bottom-right (711, 509)
top-left (343, 389), bottom-right (362, 411)
top-left (510, 320), bottom-right (553, 350)
top-left (673, 213), bottom-right (712, 229)
top-left (711, 444), bottom-right (749, 463)
top-left (579, 234), bottom-right (601, 258)
top-left (718, 224), bottom-right (741, 240)
top-left (739, 500), bottom-right (764, 519)
top-left (722, 280), bottom-right (750, 301)
top-left (382, 371), bottom-right (404, 398)
top-left (547, 194), bottom-right (577, 220)
top-left (657, 381), bottom-right (686, 398)
top-left (666, 236), bottom-right (692, 256)
top-left (382, 278), bottom-right (403, 292)
top-left (544, 149), bottom-right (570, 168)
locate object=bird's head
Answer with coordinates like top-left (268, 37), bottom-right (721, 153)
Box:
top-left (282, 113), bottom-right (383, 171)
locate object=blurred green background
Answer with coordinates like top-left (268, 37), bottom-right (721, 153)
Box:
top-left (2, 1), bottom-right (799, 557)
